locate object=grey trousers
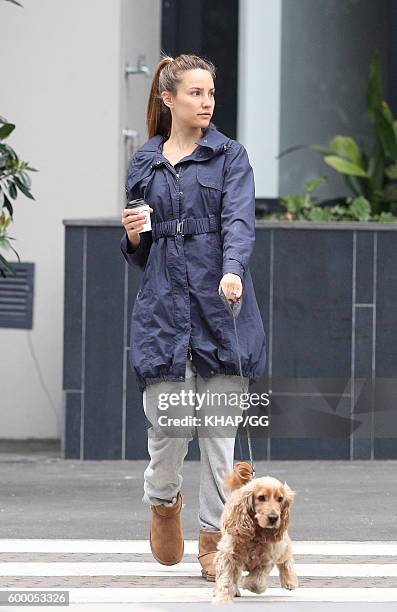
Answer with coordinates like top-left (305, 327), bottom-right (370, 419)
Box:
top-left (142, 356), bottom-right (249, 532)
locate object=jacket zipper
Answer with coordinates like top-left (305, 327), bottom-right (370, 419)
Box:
top-left (175, 163), bottom-right (192, 366)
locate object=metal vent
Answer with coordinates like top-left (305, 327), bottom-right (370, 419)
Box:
top-left (0, 263), bottom-right (34, 329)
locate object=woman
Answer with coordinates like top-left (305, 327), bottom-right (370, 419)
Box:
top-left (120, 53), bottom-right (266, 581)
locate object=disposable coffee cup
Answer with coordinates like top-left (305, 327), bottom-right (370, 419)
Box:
top-left (126, 198), bottom-right (152, 233)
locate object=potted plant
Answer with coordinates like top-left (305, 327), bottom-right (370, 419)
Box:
top-left (262, 175), bottom-right (381, 222)
top-left (0, 116), bottom-right (37, 276)
top-left (269, 48), bottom-right (397, 223)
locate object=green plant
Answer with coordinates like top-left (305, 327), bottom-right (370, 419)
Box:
top-left (277, 48), bottom-right (397, 221)
top-left (0, 116), bottom-right (37, 276)
top-left (269, 176), bottom-right (329, 221)
top-left (261, 175), bottom-right (397, 223)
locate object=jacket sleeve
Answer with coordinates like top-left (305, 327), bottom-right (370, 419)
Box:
top-left (120, 154), bottom-right (153, 271)
top-left (120, 229), bottom-right (153, 271)
top-left (221, 142), bottom-right (256, 282)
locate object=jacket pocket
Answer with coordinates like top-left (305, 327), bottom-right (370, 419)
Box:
top-left (196, 164), bottom-right (223, 190)
top-left (197, 165), bottom-right (223, 213)
top-left (132, 287), bottom-right (153, 324)
top-left (131, 287), bottom-right (154, 366)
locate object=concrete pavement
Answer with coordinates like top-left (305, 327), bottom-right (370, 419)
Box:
top-left (0, 440), bottom-right (396, 610)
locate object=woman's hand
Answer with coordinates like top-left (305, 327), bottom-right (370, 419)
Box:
top-left (219, 273), bottom-right (242, 304)
top-left (121, 207), bottom-right (153, 245)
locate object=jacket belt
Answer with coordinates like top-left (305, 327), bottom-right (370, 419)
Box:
top-left (152, 215), bottom-right (220, 241)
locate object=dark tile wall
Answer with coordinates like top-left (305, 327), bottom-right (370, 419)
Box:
top-left (375, 231), bottom-right (397, 458)
top-left (63, 223), bottom-right (397, 459)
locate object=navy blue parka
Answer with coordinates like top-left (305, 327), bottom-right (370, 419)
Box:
top-left (120, 122), bottom-right (266, 393)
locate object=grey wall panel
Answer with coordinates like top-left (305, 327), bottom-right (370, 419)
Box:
top-left (63, 391), bottom-right (82, 459)
top-left (63, 227), bottom-right (84, 391)
top-left (374, 231), bottom-right (397, 458)
top-left (374, 438), bottom-right (397, 459)
top-left (356, 231), bottom-right (374, 305)
top-left (272, 229), bottom-right (352, 387)
top-left (83, 228), bottom-right (125, 459)
top-left (353, 306), bottom-right (374, 459)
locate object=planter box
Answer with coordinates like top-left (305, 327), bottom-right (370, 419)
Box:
top-left (251, 220), bottom-right (397, 460)
top-left (62, 218), bottom-right (397, 460)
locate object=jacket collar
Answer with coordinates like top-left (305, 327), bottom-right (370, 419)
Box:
top-left (126, 123), bottom-right (230, 193)
top-left (193, 122), bottom-right (230, 151)
top-left (139, 122), bottom-right (229, 156)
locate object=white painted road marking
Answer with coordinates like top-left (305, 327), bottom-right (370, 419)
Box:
top-left (0, 539), bottom-right (396, 555)
top-left (0, 540), bottom-right (396, 603)
top-left (0, 561), bottom-right (396, 577)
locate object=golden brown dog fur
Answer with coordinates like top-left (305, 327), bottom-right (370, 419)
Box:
top-left (212, 461), bottom-right (299, 604)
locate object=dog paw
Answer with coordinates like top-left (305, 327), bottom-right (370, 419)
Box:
top-left (212, 592), bottom-right (234, 604)
top-left (234, 586), bottom-right (241, 597)
top-left (280, 573), bottom-right (299, 590)
top-left (282, 583), bottom-right (297, 590)
top-left (241, 575), bottom-right (267, 594)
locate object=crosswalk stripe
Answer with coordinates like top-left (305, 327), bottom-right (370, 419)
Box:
top-left (0, 562), bottom-right (396, 577)
top-left (0, 539), bottom-right (396, 603)
top-left (0, 539), bottom-right (396, 554)
top-left (1, 553), bottom-right (395, 563)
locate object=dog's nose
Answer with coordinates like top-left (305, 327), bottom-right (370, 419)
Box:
top-left (268, 514), bottom-right (279, 524)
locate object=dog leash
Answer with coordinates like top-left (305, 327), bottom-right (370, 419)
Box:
top-left (219, 286), bottom-right (256, 478)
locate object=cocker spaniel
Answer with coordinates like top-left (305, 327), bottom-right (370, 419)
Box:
top-left (212, 462), bottom-right (298, 604)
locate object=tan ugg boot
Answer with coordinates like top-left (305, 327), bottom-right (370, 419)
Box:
top-left (149, 491), bottom-right (184, 566)
top-left (197, 529), bottom-right (222, 581)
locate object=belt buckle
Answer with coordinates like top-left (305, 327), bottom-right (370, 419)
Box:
top-left (176, 218), bottom-right (185, 235)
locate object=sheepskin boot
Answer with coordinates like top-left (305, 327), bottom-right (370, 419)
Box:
top-left (149, 491), bottom-right (184, 565)
top-left (197, 529), bottom-right (222, 581)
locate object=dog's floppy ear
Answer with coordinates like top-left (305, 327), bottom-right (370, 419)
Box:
top-left (283, 481), bottom-right (296, 504)
top-left (223, 485), bottom-right (256, 539)
top-left (274, 481), bottom-right (296, 538)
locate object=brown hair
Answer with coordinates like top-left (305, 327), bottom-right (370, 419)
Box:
top-left (146, 52), bottom-right (216, 139)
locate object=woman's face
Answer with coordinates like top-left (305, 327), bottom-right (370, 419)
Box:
top-left (162, 68), bottom-right (215, 130)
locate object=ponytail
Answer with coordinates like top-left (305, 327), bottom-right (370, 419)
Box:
top-left (146, 52), bottom-right (216, 139)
